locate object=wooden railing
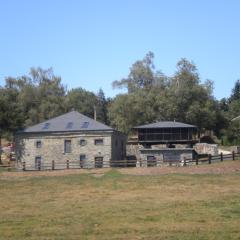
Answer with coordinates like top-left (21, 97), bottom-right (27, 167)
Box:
top-left (183, 151), bottom-right (239, 166)
top-left (1, 152), bottom-right (239, 171)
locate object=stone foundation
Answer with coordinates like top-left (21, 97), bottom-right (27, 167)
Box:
top-left (194, 143), bottom-right (218, 155)
top-left (139, 148), bottom-right (194, 167)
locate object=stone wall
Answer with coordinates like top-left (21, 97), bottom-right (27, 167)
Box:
top-left (126, 143), bottom-right (142, 160)
top-left (194, 143), bottom-right (218, 155)
top-left (15, 131), bottom-right (125, 170)
top-left (139, 148), bottom-right (194, 167)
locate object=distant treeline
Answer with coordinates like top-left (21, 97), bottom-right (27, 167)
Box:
top-left (0, 52), bottom-right (239, 144)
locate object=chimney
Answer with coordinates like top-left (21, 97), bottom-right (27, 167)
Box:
top-left (94, 106), bottom-right (97, 121)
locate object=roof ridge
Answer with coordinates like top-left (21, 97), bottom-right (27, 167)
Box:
top-left (134, 121), bottom-right (197, 129)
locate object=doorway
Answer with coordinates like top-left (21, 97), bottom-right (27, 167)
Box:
top-left (95, 157), bottom-right (103, 168)
top-left (35, 156), bottom-right (42, 170)
top-left (147, 155), bottom-right (157, 167)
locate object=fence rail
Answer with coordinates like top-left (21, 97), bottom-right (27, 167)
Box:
top-left (183, 151), bottom-right (239, 166)
top-left (0, 152), bottom-right (240, 171)
top-left (0, 161), bottom-right (14, 171)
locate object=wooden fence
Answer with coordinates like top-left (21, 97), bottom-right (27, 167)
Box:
top-left (0, 161), bottom-right (14, 172)
top-left (183, 151), bottom-right (240, 166)
top-left (0, 151), bottom-right (240, 171)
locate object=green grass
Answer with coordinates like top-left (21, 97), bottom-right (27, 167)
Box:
top-left (0, 166), bottom-right (8, 173)
top-left (0, 170), bottom-right (240, 239)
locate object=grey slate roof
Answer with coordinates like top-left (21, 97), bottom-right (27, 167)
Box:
top-left (134, 121), bottom-right (197, 129)
top-left (22, 111), bottom-right (113, 133)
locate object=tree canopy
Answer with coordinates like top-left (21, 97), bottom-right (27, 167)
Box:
top-left (0, 53), bottom-right (239, 144)
top-left (109, 53), bottom-right (223, 135)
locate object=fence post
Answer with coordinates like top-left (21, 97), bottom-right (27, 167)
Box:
top-left (196, 155), bottom-right (199, 165)
top-left (23, 162), bottom-right (26, 171)
top-left (208, 154), bottom-right (212, 164)
top-left (220, 152), bottom-right (223, 162)
top-left (67, 160), bottom-right (69, 169)
top-left (183, 157), bottom-right (186, 166)
top-left (232, 151), bottom-right (235, 161)
top-left (8, 161), bottom-right (11, 172)
top-left (52, 160), bottom-right (55, 170)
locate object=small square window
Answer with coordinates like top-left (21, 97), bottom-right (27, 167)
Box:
top-left (79, 139), bottom-right (87, 146)
top-left (95, 139), bottom-right (103, 145)
top-left (80, 154), bottom-right (86, 161)
top-left (36, 141), bottom-right (42, 148)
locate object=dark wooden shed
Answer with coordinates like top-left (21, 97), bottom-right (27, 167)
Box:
top-left (134, 121), bottom-right (198, 145)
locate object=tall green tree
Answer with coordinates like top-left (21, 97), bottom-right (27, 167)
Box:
top-left (21, 68), bottom-right (66, 126)
top-left (229, 79), bottom-right (240, 102)
top-left (112, 51), bottom-right (168, 93)
top-left (109, 54), bottom-right (224, 134)
top-left (66, 88), bottom-right (98, 118)
top-left (0, 86), bottom-right (24, 136)
top-left (0, 67), bottom-right (67, 135)
top-left (96, 88), bottom-right (110, 124)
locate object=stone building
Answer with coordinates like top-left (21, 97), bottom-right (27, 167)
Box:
top-left (15, 111), bottom-right (126, 170)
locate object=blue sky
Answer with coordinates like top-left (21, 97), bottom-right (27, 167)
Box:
top-left (0, 0), bottom-right (240, 99)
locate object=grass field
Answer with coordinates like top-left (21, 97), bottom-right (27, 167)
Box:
top-left (1, 162), bottom-right (240, 240)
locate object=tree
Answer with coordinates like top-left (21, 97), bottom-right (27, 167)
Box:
top-left (20, 68), bottom-right (66, 126)
top-left (0, 67), bottom-right (67, 136)
top-left (224, 121), bottom-right (240, 145)
top-left (219, 98), bottom-right (229, 112)
top-left (108, 88), bottom-right (163, 133)
top-left (109, 55), bottom-right (223, 134)
top-left (229, 79), bottom-right (240, 102)
top-left (66, 88), bottom-right (98, 118)
top-left (108, 93), bottom-right (143, 133)
top-left (96, 88), bottom-right (110, 124)
top-left (0, 87), bottom-right (24, 136)
top-left (112, 51), bottom-right (168, 93)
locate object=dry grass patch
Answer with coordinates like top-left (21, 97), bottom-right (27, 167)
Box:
top-left (0, 164), bottom-right (240, 239)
